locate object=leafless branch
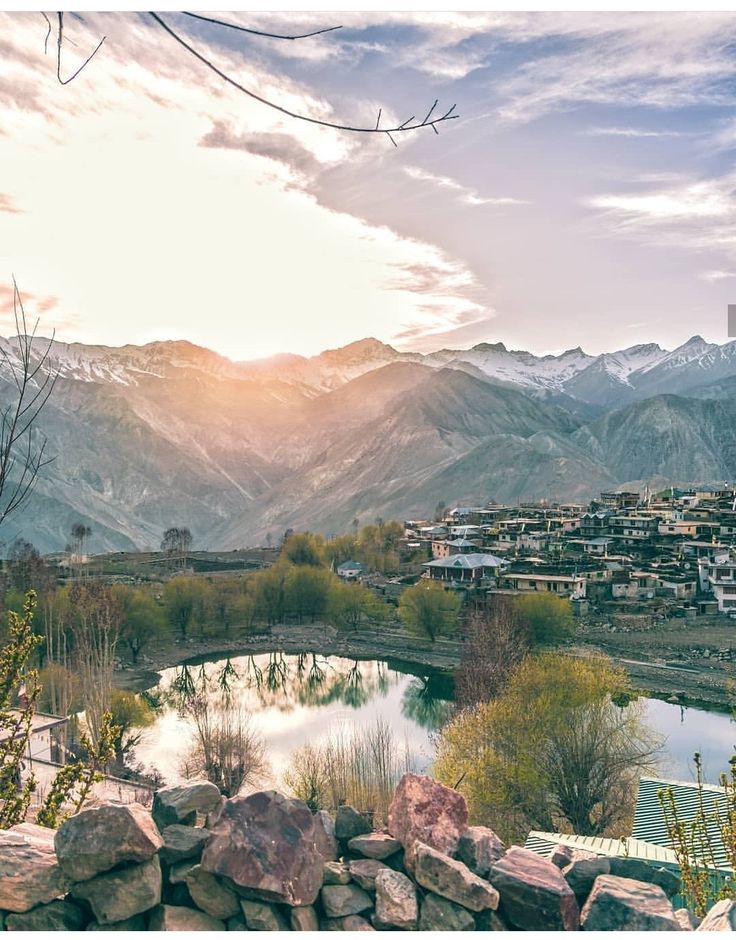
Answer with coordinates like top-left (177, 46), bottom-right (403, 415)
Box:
top-left (149, 12), bottom-right (459, 142)
top-left (55, 11), bottom-right (106, 86)
top-left (182, 12), bottom-right (342, 42)
top-left (41, 13), bottom-right (52, 55)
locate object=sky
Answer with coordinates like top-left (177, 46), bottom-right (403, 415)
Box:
top-left (2, 10), bottom-right (736, 360)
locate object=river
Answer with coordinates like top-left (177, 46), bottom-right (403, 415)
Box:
top-left (133, 651), bottom-right (734, 789)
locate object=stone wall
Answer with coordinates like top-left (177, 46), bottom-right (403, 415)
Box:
top-left (0, 773), bottom-right (724, 931)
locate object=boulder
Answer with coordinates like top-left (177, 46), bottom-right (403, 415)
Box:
top-left (374, 868), bottom-right (418, 930)
top-left (348, 832), bottom-right (402, 860)
top-left (314, 810), bottom-right (339, 861)
top-left (321, 884), bottom-right (373, 918)
top-left (323, 861), bottom-right (352, 885)
top-left (550, 844), bottom-right (576, 869)
top-left (85, 913), bottom-right (148, 930)
top-left (697, 899), bottom-right (736, 930)
top-left (240, 899), bottom-right (290, 930)
top-left (608, 855), bottom-right (659, 883)
top-left (675, 908), bottom-right (698, 930)
top-left (388, 773), bottom-right (468, 870)
top-left (70, 855), bottom-right (162, 925)
top-left (325, 914), bottom-right (375, 930)
top-left (226, 914), bottom-right (249, 930)
top-left (475, 909), bottom-right (511, 930)
top-left (456, 827), bottom-right (505, 879)
top-left (185, 864), bottom-right (241, 919)
top-left (55, 802), bottom-right (163, 882)
top-left (152, 780), bottom-right (222, 829)
top-left (335, 805), bottom-right (372, 841)
top-left (5, 899), bottom-right (86, 931)
top-left (0, 823), bottom-right (70, 913)
top-left (491, 845), bottom-right (580, 931)
top-left (580, 874), bottom-right (682, 930)
top-left (349, 858), bottom-right (391, 891)
top-left (291, 905), bottom-right (320, 930)
top-left (160, 824), bottom-right (211, 864)
top-left (419, 893), bottom-right (475, 931)
top-left (201, 790), bottom-right (323, 906)
top-left (149, 904), bottom-right (224, 931)
top-left (167, 860), bottom-right (198, 885)
top-left (651, 866), bottom-right (682, 898)
top-left (414, 842), bottom-right (499, 912)
top-left (563, 856), bottom-right (611, 902)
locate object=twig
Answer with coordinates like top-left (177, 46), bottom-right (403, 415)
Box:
top-left (182, 12), bottom-right (342, 41)
top-left (56, 12), bottom-right (106, 86)
top-left (41, 13), bottom-right (52, 55)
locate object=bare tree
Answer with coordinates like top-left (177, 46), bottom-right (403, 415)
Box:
top-left (160, 526), bottom-right (192, 570)
top-left (0, 281), bottom-right (57, 529)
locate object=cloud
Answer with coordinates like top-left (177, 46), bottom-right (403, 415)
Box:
top-left (700, 270), bottom-right (736, 281)
top-left (584, 126), bottom-right (685, 138)
top-left (0, 193), bottom-right (21, 214)
top-left (403, 166), bottom-right (529, 208)
top-left (0, 282), bottom-right (59, 320)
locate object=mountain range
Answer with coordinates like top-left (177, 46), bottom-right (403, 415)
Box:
top-left (2, 332), bottom-right (736, 553)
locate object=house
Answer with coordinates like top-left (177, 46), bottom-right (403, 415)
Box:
top-left (432, 537), bottom-right (479, 559)
top-left (705, 560), bottom-right (736, 612)
top-left (422, 553), bottom-right (505, 583)
top-left (336, 560), bottom-right (365, 580)
top-left (1, 711), bottom-right (68, 763)
top-left (501, 570), bottom-right (587, 597)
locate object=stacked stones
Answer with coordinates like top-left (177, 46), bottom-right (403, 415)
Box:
top-left (0, 772), bottom-right (730, 931)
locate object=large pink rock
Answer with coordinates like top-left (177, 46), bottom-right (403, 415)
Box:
top-left (387, 773), bottom-right (468, 870)
top-left (200, 790), bottom-right (323, 907)
top-left (0, 824), bottom-right (70, 913)
top-left (491, 845), bottom-right (580, 931)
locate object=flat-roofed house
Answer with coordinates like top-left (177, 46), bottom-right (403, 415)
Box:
top-left (422, 553), bottom-right (505, 583)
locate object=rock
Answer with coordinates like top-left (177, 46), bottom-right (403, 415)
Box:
top-left (149, 904), bottom-right (225, 931)
top-left (456, 827), bottom-right (505, 879)
top-left (152, 780), bottom-right (222, 829)
top-left (164, 882), bottom-right (193, 908)
top-left (55, 802), bottom-right (163, 882)
top-left (475, 909), bottom-right (511, 930)
top-left (325, 914), bottom-right (375, 930)
top-left (608, 855), bottom-right (659, 883)
top-left (160, 824), bottom-right (211, 864)
top-left (491, 845), bottom-right (580, 931)
top-left (226, 914), bottom-right (249, 930)
top-left (323, 861), bottom-right (352, 885)
top-left (374, 868), bottom-right (418, 929)
top-left (388, 773), bottom-right (468, 870)
top-left (697, 899), bottom-right (736, 930)
top-left (349, 858), bottom-right (390, 891)
top-left (291, 905), bottom-right (320, 930)
top-left (550, 844), bottom-right (576, 869)
top-left (419, 893), bottom-right (475, 931)
top-left (185, 864), bottom-right (241, 919)
top-left (676, 908), bottom-right (698, 930)
top-left (168, 860), bottom-right (198, 884)
top-left (563, 856), bottom-right (611, 902)
top-left (321, 884), bottom-right (373, 918)
top-left (314, 810), bottom-right (339, 861)
top-left (348, 832), bottom-right (401, 860)
top-left (70, 855), bottom-right (162, 925)
top-left (335, 805), bottom-right (372, 841)
top-left (580, 874), bottom-right (682, 930)
top-left (240, 899), bottom-right (290, 930)
top-left (0, 823), bottom-right (70, 913)
top-left (201, 790), bottom-right (323, 906)
top-left (651, 866), bottom-right (682, 898)
top-left (5, 899), bottom-right (86, 931)
top-left (85, 913), bottom-right (148, 930)
top-left (414, 842), bottom-right (499, 912)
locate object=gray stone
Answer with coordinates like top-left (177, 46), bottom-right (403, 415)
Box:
top-left (0, 823), bottom-right (70, 913)
top-left (201, 789), bottom-right (323, 906)
top-left (608, 855), bottom-right (659, 883)
top-left (71, 855), bottom-right (162, 925)
top-left (414, 842), bottom-right (499, 912)
top-left (475, 909), bottom-right (511, 930)
top-left (419, 893), bottom-right (475, 931)
top-left (55, 802), bottom-right (163, 882)
top-left (152, 780), bottom-right (222, 829)
top-left (321, 884), bottom-right (373, 918)
top-left (388, 773), bottom-right (468, 871)
top-left (374, 868), bottom-right (418, 929)
top-left (315, 810), bottom-right (339, 861)
top-left (149, 904), bottom-right (225, 931)
top-left (550, 844), bottom-right (576, 869)
top-left (226, 914), bottom-right (249, 930)
top-left (291, 905), bottom-right (320, 930)
top-left (323, 861), bottom-right (352, 885)
top-left (563, 855), bottom-right (611, 902)
top-left (580, 874), bottom-right (682, 931)
top-left (456, 826), bottom-right (505, 878)
top-left (86, 914), bottom-right (148, 930)
top-left (185, 863), bottom-right (241, 919)
top-left (168, 860), bottom-right (198, 885)
top-left (491, 845), bottom-right (580, 931)
top-left (349, 858), bottom-right (390, 891)
top-left (697, 899), bottom-right (736, 930)
top-left (348, 832), bottom-right (401, 860)
top-left (325, 914), bottom-right (375, 930)
top-left (652, 866), bottom-right (682, 898)
top-left (5, 899), bottom-right (86, 931)
top-left (160, 824), bottom-right (211, 864)
top-left (240, 899), bottom-right (289, 930)
top-left (335, 805), bottom-right (372, 841)
top-left (675, 908), bottom-right (698, 930)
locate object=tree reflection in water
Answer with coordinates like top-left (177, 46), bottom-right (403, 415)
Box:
top-left (401, 676), bottom-right (454, 731)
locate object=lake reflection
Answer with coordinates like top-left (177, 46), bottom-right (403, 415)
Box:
top-left (135, 653), bottom-right (449, 786)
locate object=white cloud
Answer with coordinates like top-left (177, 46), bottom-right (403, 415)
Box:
top-left (403, 166), bottom-right (529, 208)
top-left (700, 270), bottom-right (736, 281)
top-left (584, 126), bottom-right (685, 138)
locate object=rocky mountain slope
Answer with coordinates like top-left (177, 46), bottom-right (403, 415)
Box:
top-left (2, 332), bottom-right (735, 552)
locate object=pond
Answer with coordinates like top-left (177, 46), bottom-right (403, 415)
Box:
top-left (133, 651), bottom-right (735, 789)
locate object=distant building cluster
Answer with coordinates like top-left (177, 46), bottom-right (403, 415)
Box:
top-left (401, 484), bottom-right (736, 617)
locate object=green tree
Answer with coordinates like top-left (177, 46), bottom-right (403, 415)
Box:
top-left (328, 581), bottom-right (388, 631)
top-left (399, 581), bottom-right (460, 642)
top-left (514, 593), bottom-right (574, 646)
top-left (285, 566), bottom-right (332, 623)
top-left (282, 532), bottom-right (325, 567)
top-left (253, 564), bottom-right (288, 626)
top-left (109, 689), bottom-right (155, 765)
top-left (434, 652), bottom-right (660, 843)
top-left (114, 587), bottom-right (167, 663)
top-left (163, 576), bottom-right (202, 641)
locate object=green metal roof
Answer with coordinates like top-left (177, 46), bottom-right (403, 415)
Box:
top-left (524, 831), bottom-right (679, 870)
